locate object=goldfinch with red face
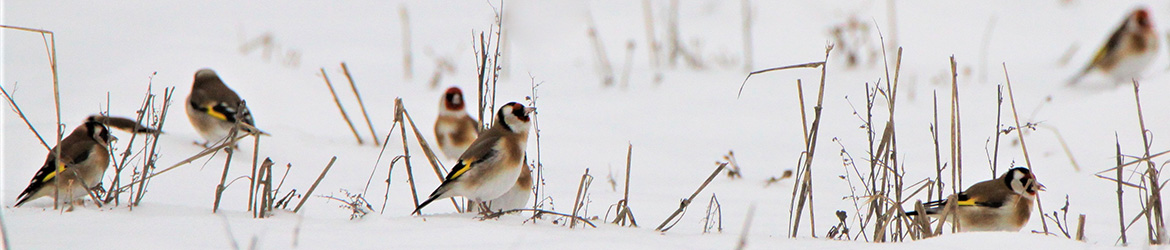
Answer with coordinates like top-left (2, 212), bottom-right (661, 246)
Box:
top-left (906, 167), bottom-right (1045, 232)
top-left (185, 68), bottom-right (261, 146)
top-left (434, 87), bottom-right (480, 160)
top-left (1072, 8), bottom-right (1159, 85)
top-left (15, 117), bottom-right (114, 207)
top-left (415, 102), bottom-right (536, 214)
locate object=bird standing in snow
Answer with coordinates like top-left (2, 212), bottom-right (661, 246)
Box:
top-left (1071, 8), bottom-right (1159, 85)
top-left (15, 117), bottom-right (114, 207)
top-left (434, 87), bottom-right (480, 160)
top-left (415, 102), bottom-right (535, 214)
top-left (906, 167), bottom-right (1045, 232)
top-left (185, 68), bottom-right (262, 147)
top-left (434, 88), bottom-right (534, 213)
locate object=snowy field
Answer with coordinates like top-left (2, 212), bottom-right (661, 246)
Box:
top-left (4, 0), bottom-right (1170, 249)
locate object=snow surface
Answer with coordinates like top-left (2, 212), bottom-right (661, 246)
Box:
top-left (4, 0), bottom-right (1170, 249)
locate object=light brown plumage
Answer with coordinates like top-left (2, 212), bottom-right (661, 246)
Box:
top-left (185, 68), bottom-right (259, 146)
top-left (1072, 8), bottom-right (1159, 84)
top-left (15, 117), bottom-right (113, 207)
top-left (415, 102), bottom-right (535, 214)
top-left (907, 167), bottom-right (1043, 232)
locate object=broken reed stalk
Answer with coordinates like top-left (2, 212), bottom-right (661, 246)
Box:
top-left (790, 45), bottom-right (833, 238)
top-left (612, 143), bottom-right (637, 226)
top-left (571, 169), bottom-right (594, 229)
top-left (255, 158), bottom-right (274, 218)
top-left (397, 105), bottom-right (422, 210)
top-left (1077, 214), bottom-right (1086, 241)
top-left (212, 130), bottom-right (240, 213)
top-left (131, 87), bottom-right (175, 206)
top-left (388, 98), bottom-right (460, 212)
top-left (1002, 63), bottom-right (1049, 234)
top-left (656, 163), bottom-right (727, 232)
top-left (949, 55), bottom-right (963, 195)
top-left (319, 67), bottom-right (363, 145)
top-left (249, 132), bottom-right (261, 213)
top-left (741, 0), bottom-right (752, 72)
top-left (341, 62), bottom-right (380, 146)
top-left (293, 156), bottom-right (337, 213)
top-left (1116, 136), bottom-right (1128, 245)
top-left (529, 78), bottom-right (546, 212)
top-left (1130, 80), bottom-right (1165, 244)
top-left (400, 5), bottom-right (412, 80)
top-left (0, 85), bottom-right (50, 151)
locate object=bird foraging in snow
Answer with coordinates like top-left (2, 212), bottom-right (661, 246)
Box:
top-left (415, 102), bottom-right (536, 215)
top-left (185, 68), bottom-right (263, 147)
top-left (434, 87), bottom-right (480, 161)
top-left (15, 117), bottom-right (114, 207)
top-left (1071, 8), bottom-right (1159, 85)
top-left (905, 167), bottom-right (1045, 232)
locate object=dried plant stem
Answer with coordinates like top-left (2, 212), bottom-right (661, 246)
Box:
top-left (389, 98), bottom-right (460, 212)
top-left (585, 9), bottom-right (614, 86)
top-left (1002, 63), bottom-right (1050, 234)
top-left (319, 67), bottom-right (363, 145)
top-left (1130, 80), bottom-right (1165, 244)
top-left (294, 156), bottom-right (337, 213)
top-left (212, 140), bottom-right (238, 213)
top-left (131, 87), bottom-right (175, 206)
top-left (0, 86), bottom-right (50, 151)
top-left (1116, 136), bottom-right (1128, 245)
top-left (657, 163), bottom-right (727, 232)
top-left (1076, 214), bottom-right (1086, 241)
top-left (249, 135), bottom-right (261, 214)
top-left (790, 46), bottom-right (832, 238)
top-left (1, 25), bottom-right (62, 210)
top-left (949, 56), bottom-right (963, 194)
top-left (612, 143), bottom-right (638, 226)
top-left (571, 169), bottom-right (594, 229)
top-left (341, 62), bottom-right (380, 146)
top-left (737, 61), bottom-right (825, 98)
top-left (117, 131), bottom-right (257, 192)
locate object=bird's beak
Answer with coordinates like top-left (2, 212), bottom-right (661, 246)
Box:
top-left (1035, 181), bottom-right (1046, 192)
top-left (524, 107), bottom-right (537, 115)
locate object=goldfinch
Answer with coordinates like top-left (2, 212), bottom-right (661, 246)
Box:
top-left (414, 102), bottom-right (536, 214)
top-left (185, 68), bottom-right (260, 146)
top-left (468, 163), bottom-right (534, 213)
top-left (15, 117), bottom-right (114, 207)
top-left (1071, 8), bottom-right (1159, 84)
top-left (906, 167), bottom-right (1045, 232)
top-left (434, 87), bottom-right (480, 160)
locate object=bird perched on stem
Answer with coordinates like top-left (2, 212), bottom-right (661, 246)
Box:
top-left (15, 117), bottom-right (114, 207)
top-left (185, 68), bottom-right (263, 147)
top-left (1071, 8), bottom-right (1159, 85)
top-left (415, 102), bottom-right (535, 215)
top-left (906, 167), bottom-right (1045, 232)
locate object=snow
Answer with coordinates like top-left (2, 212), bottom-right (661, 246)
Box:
top-left (4, 0), bottom-right (1170, 249)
